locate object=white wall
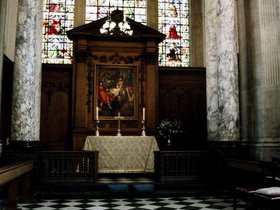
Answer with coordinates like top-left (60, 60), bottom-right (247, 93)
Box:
top-left (4, 0), bottom-right (18, 61)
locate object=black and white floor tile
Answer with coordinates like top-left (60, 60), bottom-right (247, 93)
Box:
top-left (18, 195), bottom-right (246, 210)
top-left (97, 176), bottom-right (153, 184)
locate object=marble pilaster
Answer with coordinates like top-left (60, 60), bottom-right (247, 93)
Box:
top-left (252, 0), bottom-right (280, 139)
top-left (205, 0), bottom-right (239, 142)
top-left (11, 0), bottom-right (43, 141)
top-left (238, 0), bottom-right (280, 160)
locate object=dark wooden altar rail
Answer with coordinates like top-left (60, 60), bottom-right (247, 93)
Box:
top-left (39, 151), bottom-right (98, 184)
top-left (0, 160), bottom-right (34, 210)
top-left (154, 151), bottom-right (208, 183)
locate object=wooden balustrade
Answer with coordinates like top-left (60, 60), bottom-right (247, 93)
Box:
top-left (36, 151), bottom-right (98, 196)
top-left (39, 151), bottom-right (99, 183)
top-left (154, 150), bottom-right (208, 183)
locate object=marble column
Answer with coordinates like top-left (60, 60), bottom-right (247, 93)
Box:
top-left (205, 0), bottom-right (239, 142)
top-left (11, 0), bottom-right (43, 142)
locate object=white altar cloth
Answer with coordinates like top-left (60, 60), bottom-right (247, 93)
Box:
top-left (83, 136), bottom-right (159, 173)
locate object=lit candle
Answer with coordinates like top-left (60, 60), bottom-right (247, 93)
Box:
top-left (143, 107), bottom-right (145, 121)
top-left (96, 107), bottom-right (99, 120)
top-left (118, 112), bottom-right (120, 117)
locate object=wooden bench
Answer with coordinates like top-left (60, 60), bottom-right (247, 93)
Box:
top-left (0, 160), bottom-right (34, 210)
top-left (229, 158), bottom-right (280, 210)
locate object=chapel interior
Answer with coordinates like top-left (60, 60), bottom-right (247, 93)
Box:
top-left (0, 0), bottom-right (280, 209)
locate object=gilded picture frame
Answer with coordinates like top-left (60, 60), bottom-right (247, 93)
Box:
top-left (95, 65), bottom-right (138, 120)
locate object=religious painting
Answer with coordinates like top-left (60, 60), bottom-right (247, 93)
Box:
top-left (95, 65), bottom-right (138, 120)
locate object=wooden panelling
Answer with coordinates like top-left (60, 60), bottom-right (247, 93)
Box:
top-left (1, 61), bottom-right (206, 152)
top-left (40, 66), bottom-right (207, 151)
top-left (158, 68), bottom-right (207, 149)
top-left (40, 64), bottom-right (72, 150)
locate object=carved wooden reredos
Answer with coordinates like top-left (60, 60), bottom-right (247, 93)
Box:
top-left (67, 10), bottom-right (165, 150)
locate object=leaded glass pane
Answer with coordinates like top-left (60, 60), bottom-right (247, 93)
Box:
top-left (86, 0), bottom-right (146, 24)
top-left (42, 0), bottom-right (74, 64)
top-left (158, 0), bottom-right (190, 67)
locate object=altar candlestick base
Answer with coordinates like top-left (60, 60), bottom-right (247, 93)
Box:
top-left (96, 120), bottom-right (100, 136)
top-left (142, 120), bottom-right (146, 136)
top-left (115, 114), bottom-right (124, 136)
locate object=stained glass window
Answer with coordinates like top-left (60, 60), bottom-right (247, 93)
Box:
top-left (85, 0), bottom-right (146, 24)
top-left (42, 1), bottom-right (190, 67)
top-left (158, 0), bottom-right (190, 67)
top-left (42, 0), bottom-right (74, 64)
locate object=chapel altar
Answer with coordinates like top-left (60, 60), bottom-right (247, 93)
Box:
top-left (83, 136), bottom-right (159, 173)
top-left (67, 9), bottom-right (165, 150)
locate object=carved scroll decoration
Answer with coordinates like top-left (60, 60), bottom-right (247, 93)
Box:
top-left (91, 52), bottom-right (140, 64)
top-left (86, 57), bottom-right (94, 113)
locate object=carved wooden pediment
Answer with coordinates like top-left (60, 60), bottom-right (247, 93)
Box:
top-left (67, 9), bottom-right (165, 43)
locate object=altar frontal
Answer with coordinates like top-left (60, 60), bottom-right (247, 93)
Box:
top-left (83, 136), bottom-right (159, 173)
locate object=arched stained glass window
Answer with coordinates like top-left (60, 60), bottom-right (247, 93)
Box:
top-left (42, 1), bottom-right (190, 66)
top-left (85, 0), bottom-right (146, 24)
top-left (158, 0), bottom-right (190, 67)
top-left (42, 0), bottom-right (74, 64)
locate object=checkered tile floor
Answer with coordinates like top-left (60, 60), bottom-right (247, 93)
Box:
top-left (97, 176), bottom-right (153, 183)
top-left (18, 195), bottom-right (246, 210)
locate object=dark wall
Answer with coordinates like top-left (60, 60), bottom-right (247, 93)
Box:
top-left (158, 67), bottom-right (207, 149)
top-left (0, 55), bottom-right (13, 143)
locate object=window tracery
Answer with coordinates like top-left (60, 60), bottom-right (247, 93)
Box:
top-left (158, 0), bottom-right (190, 67)
top-left (42, 0), bottom-right (190, 67)
top-left (42, 0), bottom-right (74, 64)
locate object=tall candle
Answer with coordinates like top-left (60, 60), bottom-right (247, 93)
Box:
top-left (143, 107), bottom-right (145, 121)
top-left (118, 112), bottom-right (120, 117)
top-left (96, 107), bottom-right (99, 120)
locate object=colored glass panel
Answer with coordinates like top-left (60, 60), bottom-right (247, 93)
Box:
top-left (86, 0), bottom-right (146, 24)
top-left (158, 0), bottom-right (190, 67)
top-left (42, 0), bottom-right (74, 64)
top-left (42, 1), bottom-right (190, 67)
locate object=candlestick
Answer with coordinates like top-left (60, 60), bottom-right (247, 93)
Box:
top-left (96, 107), bottom-right (99, 120)
top-left (118, 113), bottom-right (120, 136)
top-left (115, 112), bottom-right (124, 136)
top-left (142, 120), bottom-right (146, 136)
top-left (95, 120), bottom-right (100, 136)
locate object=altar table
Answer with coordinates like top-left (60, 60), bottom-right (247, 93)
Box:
top-left (83, 136), bottom-right (159, 173)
